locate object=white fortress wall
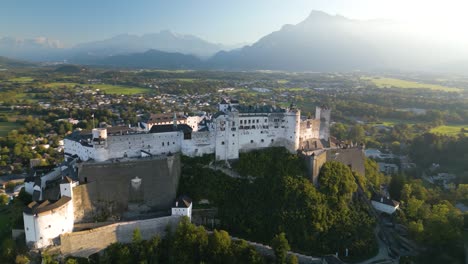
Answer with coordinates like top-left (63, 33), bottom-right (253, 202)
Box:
top-left (24, 199), bottom-right (74, 248)
top-left (64, 103), bottom-right (330, 162)
top-left (106, 131), bottom-right (182, 159)
top-left (64, 138), bottom-right (93, 161)
top-left (181, 131), bottom-right (215, 157)
top-left (300, 119), bottom-right (320, 142)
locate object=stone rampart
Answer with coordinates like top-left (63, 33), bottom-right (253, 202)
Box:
top-left (60, 216), bottom-right (181, 257)
top-left (73, 155), bottom-right (181, 222)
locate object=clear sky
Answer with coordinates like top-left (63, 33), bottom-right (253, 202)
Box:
top-left (1, 0), bottom-right (467, 46)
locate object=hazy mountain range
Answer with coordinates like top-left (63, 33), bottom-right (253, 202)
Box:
top-left (71, 31), bottom-right (245, 59)
top-left (0, 36), bottom-right (65, 61)
top-left (0, 31), bottom-right (246, 62)
top-left (0, 56), bottom-right (36, 68)
top-left (2, 10), bottom-right (468, 72)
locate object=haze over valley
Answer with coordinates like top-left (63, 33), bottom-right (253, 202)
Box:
top-left (2, 10), bottom-right (468, 73)
top-left (1, 1), bottom-right (468, 264)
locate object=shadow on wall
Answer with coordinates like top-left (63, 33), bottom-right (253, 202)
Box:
top-left (60, 216), bottom-right (182, 258)
top-left (73, 155), bottom-right (181, 222)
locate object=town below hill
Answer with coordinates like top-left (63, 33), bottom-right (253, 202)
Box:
top-left (0, 67), bottom-right (466, 263)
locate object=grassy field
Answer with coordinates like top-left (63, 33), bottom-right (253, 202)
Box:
top-left (15, 92), bottom-right (40, 101)
top-left (43, 82), bottom-right (80, 88)
top-left (0, 122), bottom-right (21, 137)
top-left (8, 77), bottom-right (34, 83)
top-left (0, 91), bottom-right (38, 103)
top-left (43, 82), bottom-right (152, 95)
top-left (365, 77), bottom-right (461, 92)
top-left (430, 125), bottom-right (468, 136)
top-left (273, 87), bottom-right (309, 93)
top-left (284, 87), bottom-right (309, 91)
top-left (367, 119), bottom-right (417, 127)
top-left (93, 84), bottom-right (152, 95)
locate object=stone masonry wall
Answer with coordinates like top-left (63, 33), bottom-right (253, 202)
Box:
top-left (73, 155), bottom-right (181, 222)
top-left (60, 216), bottom-right (182, 257)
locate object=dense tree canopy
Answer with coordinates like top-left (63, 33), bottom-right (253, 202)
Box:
top-left (318, 161), bottom-right (357, 208)
top-left (179, 149), bottom-right (378, 259)
top-left (88, 217), bottom-right (264, 264)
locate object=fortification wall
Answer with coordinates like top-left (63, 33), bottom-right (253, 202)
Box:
top-left (72, 183), bottom-right (97, 222)
top-left (60, 216), bottom-right (181, 257)
top-left (74, 155), bottom-right (181, 222)
top-left (215, 111), bottom-right (299, 160)
top-left (24, 199), bottom-right (74, 248)
top-left (303, 150), bottom-right (327, 186)
top-left (106, 132), bottom-right (182, 159)
top-left (237, 128), bottom-right (291, 152)
top-left (300, 119), bottom-right (320, 142)
top-left (327, 148), bottom-right (365, 176)
top-left (64, 139), bottom-right (93, 161)
top-left (182, 131), bottom-right (215, 157)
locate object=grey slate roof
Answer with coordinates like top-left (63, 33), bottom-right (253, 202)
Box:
top-left (235, 104), bottom-right (286, 114)
top-left (24, 196), bottom-right (72, 215)
top-left (149, 124), bottom-right (192, 134)
top-left (371, 193), bottom-right (400, 207)
top-left (174, 195), bottom-right (192, 208)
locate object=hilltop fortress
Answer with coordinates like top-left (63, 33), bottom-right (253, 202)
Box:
top-left (23, 100), bottom-right (366, 252)
top-left (64, 100), bottom-right (331, 162)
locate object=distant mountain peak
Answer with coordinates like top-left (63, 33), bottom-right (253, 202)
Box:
top-left (301, 10), bottom-right (350, 25)
top-left (70, 30), bottom-right (227, 58)
top-left (307, 10), bottom-right (331, 18)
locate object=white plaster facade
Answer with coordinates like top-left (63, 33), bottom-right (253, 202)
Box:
top-left (171, 199), bottom-right (193, 220)
top-left (23, 179), bottom-right (77, 248)
top-left (64, 102), bottom-right (328, 162)
top-left (371, 198), bottom-right (400, 215)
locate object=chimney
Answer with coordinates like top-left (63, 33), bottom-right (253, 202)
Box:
top-left (173, 112), bottom-right (177, 128)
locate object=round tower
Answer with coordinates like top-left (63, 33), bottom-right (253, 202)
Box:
top-left (92, 128), bottom-right (107, 140)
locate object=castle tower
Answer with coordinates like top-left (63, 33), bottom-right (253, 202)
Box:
top-left (214, 111), bottom-right (239, 160)
top-left (316, 106), bottom-right (331, 141)
top-left (91, 128), bottom-right (108, 161)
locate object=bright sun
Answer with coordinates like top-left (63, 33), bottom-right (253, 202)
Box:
top-left (373, 0), bottom-right (468, 43)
